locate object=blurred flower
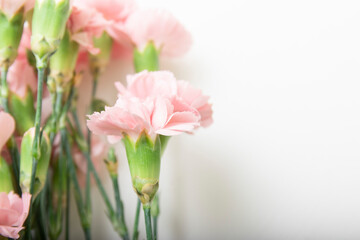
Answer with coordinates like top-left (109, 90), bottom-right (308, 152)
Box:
top-left (124, 9), bottom-right (192, 57)
top-left (0, 191), bottom-right (31, 239)
top-left (73, 0), bottom-right (136, 44)
top-left (87, 70), bottom-right (213, 143)
top-left (0, 112), bottom-right (15, 151)
top-left (0, 0), bottom-right (34, 18)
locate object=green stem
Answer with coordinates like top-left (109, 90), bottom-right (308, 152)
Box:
top-left (71, 109), bottom-right (115, 218)
top-left (61, 128), bottom-right (91, 239)
top-left (86, 151), bottom-right (114, 216)
top-left (153, 217), bottom-right (158, 240)
top-left (132, 199), bottom-right (141, 240)
top-left (32, 67), bottom-right (45, 160)
top-left (111, 176), bottom-right (129, 240)
top-left (143, 206), bottom-right (153, 240)
top-left (50, 90), bottom-right (63, 143)
top-left (65, 164), bottom-right (70, 240)
top-left (87, 74), bottom-right (98, 148)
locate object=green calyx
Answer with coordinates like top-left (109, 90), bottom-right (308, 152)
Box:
top-left (0, 157), bottom-right (14, 193)
top-left (90, 32), bottom-right (113, 75)
top-left (123, 133), bottom-right (161, 205)
top-left (20, 128), bottom-right (51, 197)
top-left (0, 11), bottom-right (24, 68)
top-left (49, 30), bottom-right (79, 91)
top-left (8, 90), bottom-right (35, 135)
top-left (31, 0), bottom-right (71, 58)
top-left (133, 42), bottom-right (159, 73)
top-left (91, 98), bottom-right (108, 113)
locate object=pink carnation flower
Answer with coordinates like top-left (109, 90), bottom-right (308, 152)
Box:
top-left (87, 71), bottom-right (212, 143)
top-left (67, 6), bottom-right (101, 55)
top-left (0, 191), bottom-right (31, 239)
top-left (124, 9), bottom-right (192, 57)
top-left (74, 0), bottom-right (136, 44)
top-left (0, 0), bottom-right (34, 18)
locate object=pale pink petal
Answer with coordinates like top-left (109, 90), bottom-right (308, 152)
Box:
top-left (0, 0), bottom-right (26, 17)
top-left (0, 192), bottom-right (31, 239)
top-left (156, 112), bottom-right (200, 136)
top-left (0, 112), bottom-right (15, 150)
top-left (124, 9), bottom-right (192, 57)
top-left (124, 71), bottom-right (177, 100)
top-left (13, 192), bottom-right (31, 227)
top-left (7, 57), bottom-right (37, 99)
top-left (177, 80), bottom-right (213, 127)
top-left (0, 225), bottom-right (24, 239)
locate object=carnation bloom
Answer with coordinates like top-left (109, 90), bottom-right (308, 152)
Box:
top-left (87, 71), bottom-right (212, 143)
top-left (0, 191), bottom-right (31, 239)
top-left (124, 9), bottom-right (192, 57)
top-left (73, 0), bottom-right (136, 44)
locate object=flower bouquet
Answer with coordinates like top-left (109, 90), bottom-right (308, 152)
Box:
top-left (0, 0), bottom-right (213, 239)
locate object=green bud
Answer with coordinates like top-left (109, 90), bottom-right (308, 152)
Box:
top-left (0, 11), bottom-right (24, 68)
top-left (133, 42), bottom-right (159, 73)
top-left (31, 0), bottom-right (71, 59)
top-left (150, 194), bottom-right (160, 217)
top-left (105, 148), bottom-right (118, 178)
top-left (20, 128), bottom-right (51, 197)
top-left (89, 32), bottom-right (113, 75)
top-left (9, 90), bottom-right (35, 135)
top-left (91, 98), bottom-right (108, 113)
top-left (123, 132), bottom-right (161, 205)
top-left (0, 157), bottom-right (13, 193)
top-left (49, 30), bottom-right (79, 90)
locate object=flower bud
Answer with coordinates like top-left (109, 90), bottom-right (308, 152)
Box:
top-left (9, 90), bottom-right (35, 135)
top-left (0, 10), bottom-right (24, 68)
top-left (150, 194), bottom-right (160, 217)
top-left (89, 32), bottom-right (113, 76)
top-left (20, 127), bottom-right (51, 196)
top-left (105, 148), bottom-right (118, 178)
top-left (31, 0), bottom-right (71, 60)
top-left (0, 156), bottom-right (13, 193)
top-left (48, 30), bottom-right (79, 91)
top-left (123, 132), bottom-right (161, 206)
top-left (133, 42), bottom-right (159, 73)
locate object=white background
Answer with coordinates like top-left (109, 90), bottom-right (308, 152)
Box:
top-left (70, 0), bottom-right (360, 239)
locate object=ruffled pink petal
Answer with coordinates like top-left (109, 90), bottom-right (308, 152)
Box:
top-left (176, 80), bottom-right (213, 127)
top-left (124, 70), bottom-right (177, 100)
top-left (0, 112), bottom-right (15, 150)
top-left (156, 111), bottom-right (200, 136)
top-left (0, 192), bottom-right (31, 239)
top-left (124, 9), bottom-right (192, 57)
